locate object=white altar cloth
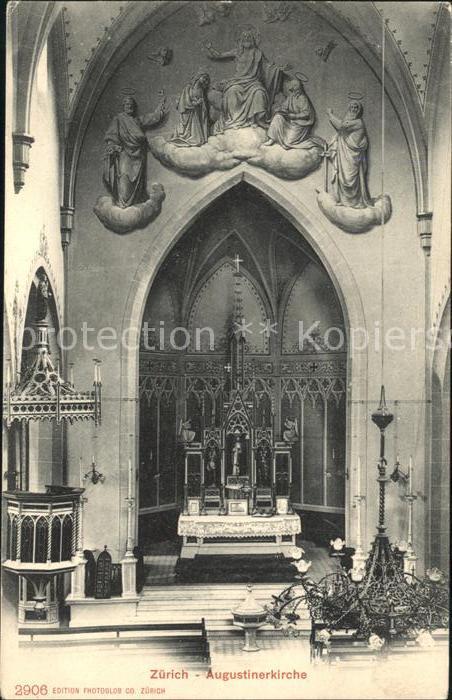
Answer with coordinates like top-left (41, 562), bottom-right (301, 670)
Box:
top-left (178, 514), bottom-right (301, 558)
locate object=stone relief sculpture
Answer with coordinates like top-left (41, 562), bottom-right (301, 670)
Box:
top-left (264, 76), bottom-right (321, 150)
top-left (205, 27), bottom-right (286, 132)
top-left (149, 26), bottom-right (325, 180)
top-left (147, 47), bottom-right (173, 66)
top-left (317, 97), bottom-right (392, 233)
top-left (327, 101), bottom-right (371, 208)
top-left (196, 1), bottom-right (233, 26)
top-left (262, 1), bottom-right (293, 23)
top-left (94, 95), bottom-right (167, 234)
top-left (315, 40), bottom-right (338, 63)
top-left (170, 71), bottom-right (211, 147)
top-left (103, 95), bottom-right (166, 208)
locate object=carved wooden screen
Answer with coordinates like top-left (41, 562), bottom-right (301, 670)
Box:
top-left (139, 358), bottom-right (346, 514)
top-left (139, 374), bottom-right (178, 511)
top-left (138, 185), bottom-right (347, 517)
top-left (281, 369), bottom-right (346, 511)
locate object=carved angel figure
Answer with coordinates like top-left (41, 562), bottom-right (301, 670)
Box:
top-left (179, 419), bottom-right (196, 443)
top-left (283, 417), bottom-right (298, 443)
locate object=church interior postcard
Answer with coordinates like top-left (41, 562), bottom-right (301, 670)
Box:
top-left (1, 1), bottom-right (450, 699)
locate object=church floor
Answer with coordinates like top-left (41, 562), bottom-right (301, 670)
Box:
top-left (143, 539), bottom-right (335, 586)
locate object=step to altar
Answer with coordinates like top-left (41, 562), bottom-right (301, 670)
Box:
top-left (133, 583), bottom-right (310, 637)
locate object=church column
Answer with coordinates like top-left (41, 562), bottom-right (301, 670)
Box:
top-left (418, 211), bottom-right (432, 572)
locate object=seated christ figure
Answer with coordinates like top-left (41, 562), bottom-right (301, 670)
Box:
top-left (206, 27), bottom-right (286, 133)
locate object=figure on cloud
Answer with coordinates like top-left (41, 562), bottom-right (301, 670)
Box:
top-left (316, 97), bottom-right (392, 233)
top-left (204, 25), bottom-right (289, 132)
top-left (94, 94), bottom-right (167, 234)
top-left (171, 71), bottom-right (212, 147)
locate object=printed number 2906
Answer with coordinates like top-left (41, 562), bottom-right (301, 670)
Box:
top-left (15, 685), bottom-right (48, 696)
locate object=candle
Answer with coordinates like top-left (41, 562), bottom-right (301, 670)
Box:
top-left (357, 455), bottom-right (361, 496)
top-left (6, 360), bottom-right (11, 386)
top-left (97, 363), bottom-right (101, 384)
top-left (409, 456), bottom-right (413, 493)
top-left (332, 448), bottom-right (335, 461)
top-left (79, 457), bottom-right (83, 487)
top-left (69, 364), bottom-right (74, 386)
top-left (128, 458), bottom-right (133, 499)
top-left (396, 453), bottom-right (400, 465)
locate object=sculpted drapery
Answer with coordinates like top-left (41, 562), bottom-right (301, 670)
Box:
top-left (265, 78), bottom-right (317, 149)
top-left (103, 96), bottom-right (165, 208)
top-left (327, 101), bottom-right (371, 208)
top-left (170, 73), bottom-right (211, 147)
top-left (206, 28), bottom-right (285, 132)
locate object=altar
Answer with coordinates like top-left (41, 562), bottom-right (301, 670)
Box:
top-left (178, 513), bottom-right (301, 558)
top-left (177, 259), bottom-right (301, 559)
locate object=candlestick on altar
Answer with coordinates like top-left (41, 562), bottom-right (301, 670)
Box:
top-left (404, 486), bottom-right (418, 577)
top-left (69, 363), bottom-right (74, 386)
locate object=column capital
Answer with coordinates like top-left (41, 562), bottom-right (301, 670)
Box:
top-left (417, 211), bottom-right (433, 253)
top-left (60, 206), bottom-right (75, 248)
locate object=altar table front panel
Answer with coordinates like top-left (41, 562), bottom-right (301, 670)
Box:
top-left (178, 514), bottom-right (301, 558)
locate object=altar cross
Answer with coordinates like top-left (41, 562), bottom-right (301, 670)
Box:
top-left (234, 254), bottom-right (243, 273)
top-left (224, 362), bottom-right (232, 373)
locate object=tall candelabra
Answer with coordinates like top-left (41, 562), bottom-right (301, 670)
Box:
top-left (266, 385), bottom-right (449, 649)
